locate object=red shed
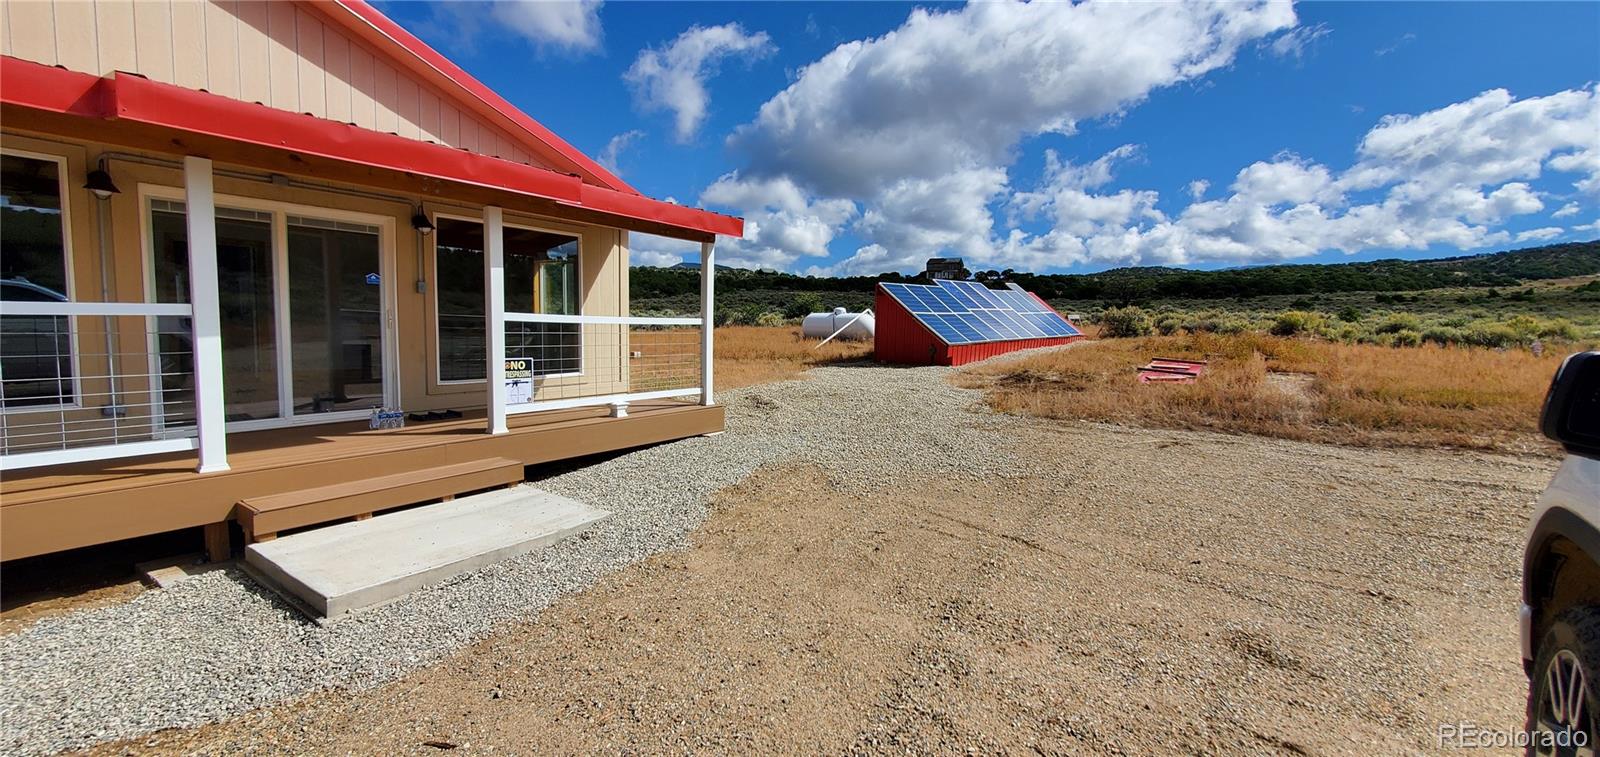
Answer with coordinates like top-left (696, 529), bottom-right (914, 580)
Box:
top-left (874, 281), bottom-right (1083, 366)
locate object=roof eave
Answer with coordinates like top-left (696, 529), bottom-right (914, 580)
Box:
top-left (0, 56), bottom-right (742, 240)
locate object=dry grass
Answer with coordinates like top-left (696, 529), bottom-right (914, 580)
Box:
top-left (713, 326), bottom-right (874, 390)
top-left (959, 332), bottom-right (1581, 454)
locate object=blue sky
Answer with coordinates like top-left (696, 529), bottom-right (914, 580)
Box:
top-left (376, 1), bottom-right (1600, 275)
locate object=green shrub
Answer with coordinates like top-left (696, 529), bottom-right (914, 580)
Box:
top-left (1270, 310), bottom-right (1324, 337)
top-left (1098, 306), bottom-right (1152, 338)
top-left (1462, 321), bottom-right (1519, 348)
top-left (1182, 311), bottom-right (1216, 333)
top-left (1538, 318), bottom-right (1582, 341)
top-left (1390, 329), bottom-right (1423, 348)
top-left (1421, 326), bottom-right (1463, 346)
top-left (755, 311), bottom-right (787, 328)
top-left (1336, 305), bottom-right (1364, 323)
top-left (784, 292), bottom-right (825, 319)
top-left (1215, 317), bottom-right (1251, 335)
top-left (1374, 313), bottom-right (1423, 334)
top-left (1154, 314), bottom-right (1183, 336)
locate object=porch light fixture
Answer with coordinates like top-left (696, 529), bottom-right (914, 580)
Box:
top-left (411, 208), bottom-right (434, 236)
top-left (84, 162), bottom-right (120, 200)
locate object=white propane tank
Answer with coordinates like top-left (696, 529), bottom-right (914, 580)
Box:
top-left (802, 307), bottom-right (875, 341)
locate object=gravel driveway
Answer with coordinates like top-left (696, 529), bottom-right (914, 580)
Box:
top-left (0, 360), bottom-right (1039, 756)
top-left (2, 353), bottom-right (1556, 755)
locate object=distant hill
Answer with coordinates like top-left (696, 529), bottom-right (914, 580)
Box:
top-left (1020, 241), bottom-right (1600, 302)
top-left (630, 240), bottom-right (1600, 303)
top-left (669, 261), bottom-right (737, 272)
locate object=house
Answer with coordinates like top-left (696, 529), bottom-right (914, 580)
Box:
top-left (924, 257), bottom-right (966, 280)
top-left (0, 0), bottom-right (742, 562)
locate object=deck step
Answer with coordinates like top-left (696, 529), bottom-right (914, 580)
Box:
top-left (244, 487), bottom-right (609, 618)
top-left (235, 457), bottom-right (524, 542)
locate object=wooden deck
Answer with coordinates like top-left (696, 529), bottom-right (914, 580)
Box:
top-left (1, 401), bottom-right (724, 560)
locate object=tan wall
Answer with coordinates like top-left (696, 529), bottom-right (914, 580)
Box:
top-left (0, 1), bottom-right (547, 168)
top-left (1, 130), bottom-right (633, 444)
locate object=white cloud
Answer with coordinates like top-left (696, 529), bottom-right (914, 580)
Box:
top-left (629, 232), bottom-right (701, 268)
top-left (728, 0), bottom-right (1294, 199)
top-left (1553, 202), bottom-right (1582, 218)
top-left (692, 0), bottom-right (1593, 275)
top-left (1375, 32), bottom-right (1416, 57)
top-left (704, 0), bottom-right (1295, 274)
top-left (1515, 227), bottom-right (1564, 243)
top-left (491, 0), bottom-right (604, 53)
top-left (1266, 22), bottom-right (1331, 60)
top-left (626, 24), bottom-right (775, 142)
top-left (1000, 86), bottom-right (1598, 268)
top-left (596, 130), bottom-right (643, 175)
top-left (699, 174), bottom-right (858, 270)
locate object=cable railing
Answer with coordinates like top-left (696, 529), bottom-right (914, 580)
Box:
top-left (0, 301), bottom-right (199, 470)
top-left (501, 312), bottom-right (704, 415)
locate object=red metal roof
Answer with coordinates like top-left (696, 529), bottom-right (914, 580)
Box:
top-left (0, 55), bottom-right (742, 239)
top-left (323, 0), bottom-right (637, 196)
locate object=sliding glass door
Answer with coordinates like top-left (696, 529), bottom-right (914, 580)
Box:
top-left (150, 201), bottom-right (279, 424)
top-left (286, 217), bottom-right (384, 416)
top-left (148, 198), bottom-right (391, 430)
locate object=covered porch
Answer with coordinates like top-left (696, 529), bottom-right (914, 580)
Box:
top-left (0, 399), bottom-right (722, 561)
top-left (0, 55), bottom-right (739, 562)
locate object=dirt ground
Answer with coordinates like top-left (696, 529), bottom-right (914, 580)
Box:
top-left (94, 417), bottom-right (1551, 756)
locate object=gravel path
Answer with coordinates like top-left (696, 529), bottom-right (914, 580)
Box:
top-left (1, 361), bottom-right (1040, 756)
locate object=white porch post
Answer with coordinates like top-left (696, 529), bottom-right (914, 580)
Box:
top-left (184, 156), bottom-right (229, 473)
top-left (484, 206), bottom-right (508, 435)
top-left (700, 240), bottom-right (715, 406)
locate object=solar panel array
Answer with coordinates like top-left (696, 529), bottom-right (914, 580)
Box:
top-left (880, 280), bottom-right (1080, 345)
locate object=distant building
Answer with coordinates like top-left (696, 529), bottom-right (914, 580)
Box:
top-left (925, 257), bottom-right (967, 280)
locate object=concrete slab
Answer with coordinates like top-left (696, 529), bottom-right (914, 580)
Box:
top-left (244, 487), bottom-right (609, 619)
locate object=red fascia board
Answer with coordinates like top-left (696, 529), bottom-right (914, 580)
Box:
top-left (1, 57), bottom-right (742, 238)
top-left (575, 184), bottom-right (744, 239)
top-left (0, 57), bottom-right (109, 117)
top-left (327, 0), bottom-right (637, 196)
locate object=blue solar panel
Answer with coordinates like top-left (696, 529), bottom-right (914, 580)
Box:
top-left (883, 280), bottom-right (1078, 344)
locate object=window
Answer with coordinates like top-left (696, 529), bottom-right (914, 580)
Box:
top-left (0, 152), bottom-right (72, 409)
top-left (150, 200), bottom-right (279, 422)
top-left (434, 218), bottom-right (581, 382)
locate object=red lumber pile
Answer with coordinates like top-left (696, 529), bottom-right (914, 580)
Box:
top-left (1137, 357), bottom-right (1208, 384)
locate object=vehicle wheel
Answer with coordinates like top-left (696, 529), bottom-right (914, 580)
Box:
top-left (1529, 605), bottom-right (1600, 756)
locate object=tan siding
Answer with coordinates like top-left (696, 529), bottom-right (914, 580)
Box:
top-left (418, 88), bottom-right (440, 142)
top-left (265, 0), bottom-right (298, 112)
top-left (203, 0), bottom-right (239, 98)
top-left (294, 7), bottom-right (324, 115)
top-left (322, 29), bottom-right (350, 123)
top-left (1, 0), bottom-right (13, 57)
top-left (51, 2), bottom-right (96, 75)
top-left (459, 115), bottom-right (478, 153)
top-left (396, 75), bottom-right (420, 141)
top-left (234, 0), bottom-right (271, 104)
top-left (6, 0), bottom-right (551, 170)
top-left (170, 0), bottom-right (208, 91)
top-left (441, 103), bottom-right (460, 147)
top-left (346, 44), bottom-right (375, 129)
top-left (131, 1), bottom-right (174, 83)
top-left (373, 62), bottom-right (398, 134)
top-left (13, 2), bottom-right (56, 63)
top-left (94, 0), bottom-right (137, 74)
